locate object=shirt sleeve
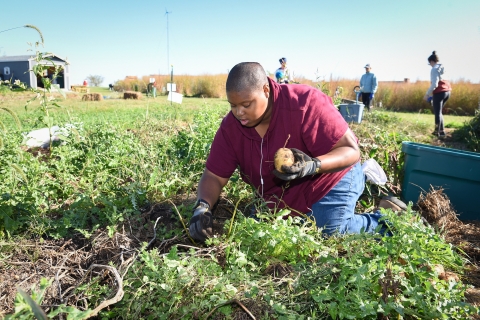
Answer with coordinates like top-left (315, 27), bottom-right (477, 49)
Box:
top-left (426, 68), bottom-right (439, 96)
top-left (286, 68), bottom-right (294, 82)
top-left (301, 89), bottom-right (349, 157)
top-left (372, 75), bottom-right (378, 93)
top-left (205, 123), bottom-right (238, 179)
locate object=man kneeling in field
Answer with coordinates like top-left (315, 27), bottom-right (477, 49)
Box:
top-left (189, 62), bottom-right (405, 241)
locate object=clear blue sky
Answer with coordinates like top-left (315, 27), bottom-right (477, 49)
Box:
top-left (2, 0), bottom-right (480, 86)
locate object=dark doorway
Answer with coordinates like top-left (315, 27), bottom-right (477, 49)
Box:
top-left (36, 66), bottom-right (65, 89)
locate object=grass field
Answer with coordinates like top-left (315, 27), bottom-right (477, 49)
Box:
top-left (3, 88), bottom-right (474, 127)
top-left (1, 90), bottom-right (479, 319)
top-left (1, 91), bottom-right (228, 127)
top-left (387, 110), bottom-right (472, 128)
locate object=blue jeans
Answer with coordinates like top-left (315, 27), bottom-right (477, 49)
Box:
top-left (309, 162), bottom-right (387, 235)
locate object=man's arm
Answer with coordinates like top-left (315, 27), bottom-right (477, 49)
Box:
top-left (273, 129), bottom-right (360, 181)
top-left (286, 68), bottom-right (294, 82)
top-left (316, 128), bottom-right (360, 173)
top-left (188, 168), bottom-right (229, 241)
top-left (372, 75), bottom-right (378, 94)
top-left (425, 68), bottom-right (439, 97)
top-left (197, 168), bottom-right (229, 207)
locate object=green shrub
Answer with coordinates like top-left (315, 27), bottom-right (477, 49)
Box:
top-left (453, 111), bottom-right (480, 152)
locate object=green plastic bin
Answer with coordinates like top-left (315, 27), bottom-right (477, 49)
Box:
top-left (402, 142), bottom-right (480, 220)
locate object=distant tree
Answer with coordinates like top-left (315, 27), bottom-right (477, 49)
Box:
top-left (86, 75), bottom-right (104, 87)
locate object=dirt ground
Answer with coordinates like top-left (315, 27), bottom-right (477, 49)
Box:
top-left (1, 190), bottom-right (479, 318)
top-left (430, 127), bottom-right (470, 150)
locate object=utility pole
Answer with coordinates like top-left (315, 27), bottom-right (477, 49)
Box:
top-left (170, 64), bottom-right (173, 106)
top-left (165, 9), bottom-right (172, 75)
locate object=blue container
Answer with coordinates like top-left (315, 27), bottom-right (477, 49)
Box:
top-left (339, 103), bottom-right (364, 123)
top-left (402, 142), bottom-right (480, 220)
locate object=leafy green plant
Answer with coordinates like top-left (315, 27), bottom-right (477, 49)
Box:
top-left (25, 57), bottom-right (66, 149)
top-left (352, 111), bottom-right (413, 197)
top-left (452, 110), bottom-right (480, 152)
top-left (6, 277), bottom-right (93, 320)
top-left (99, 208), bottom-right (477, 319)
top-left (0, 105), bottom-right (227, 238)
top-left (0, 106), bottom-right (23, 132)
top-left (226, 209), bottom-right (322, 268)
top-left (6, 278), bottom-right (51, 320)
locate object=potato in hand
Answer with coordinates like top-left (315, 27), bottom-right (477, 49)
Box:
top-left (274, 148), bottom-right (294, 173)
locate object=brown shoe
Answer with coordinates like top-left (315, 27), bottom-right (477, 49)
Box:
top-left (378, 196), bottom-right (407, 212)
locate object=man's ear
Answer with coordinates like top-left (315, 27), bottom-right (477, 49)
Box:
top-left (263, 83), bottom-right (270, 97)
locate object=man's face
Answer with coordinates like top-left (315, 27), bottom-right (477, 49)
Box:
top-left (365, 67), bottom-right (371, 73)
top-left (227, 84), bottom-right (270, 127)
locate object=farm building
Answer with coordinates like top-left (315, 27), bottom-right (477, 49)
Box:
top-left (0, 54), bottom-right (70, 89)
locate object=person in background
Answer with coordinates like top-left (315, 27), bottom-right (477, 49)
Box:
top-left (423, 51), bottom-right (451, 138)
top-left (147, 82), bottom-right (153, 96)
top-left (83, 79), bottom-right (88, 87)
top-left (188, 62), bottom-right (405, 242)
top-left (275, 57), bottom-right (294, 84)
top-left (152, 80), bottom-right (157, 98)
top-left (360, 64), bottom-right (378, 111)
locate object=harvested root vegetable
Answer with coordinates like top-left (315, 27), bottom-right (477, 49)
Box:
top-left (433, 264), bottom-right (445, 275)
top-left (274, 148), bottom-right (294, 173)
top-left (440, 271), bottom-right (459, 282)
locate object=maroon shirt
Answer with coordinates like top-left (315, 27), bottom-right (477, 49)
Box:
top-left (206, 78), bottom-right (352, 214)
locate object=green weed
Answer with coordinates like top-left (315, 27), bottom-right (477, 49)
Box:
top-left (103, 209), bottom-right (477, 319)
top-left (6, 277), bottom-right (94, 320)
top-left (452, 111), bottom-right (480, 152)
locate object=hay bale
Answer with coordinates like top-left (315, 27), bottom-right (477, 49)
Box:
top-left (71, 85), bottom-right (89, 93)
top-left (123, 91), bottom-right (143, 100)
top-left (81, 93), bottom-right (103, 101)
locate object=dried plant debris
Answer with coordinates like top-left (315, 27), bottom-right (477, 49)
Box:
top-left (417, 186), bottom-right (480, 301)
top-left (417, 187), bottom-right (480, 261)
top-left (417, 186), bottom-right (460, 227)
top-left (0, 231), bottom-right (136, 315)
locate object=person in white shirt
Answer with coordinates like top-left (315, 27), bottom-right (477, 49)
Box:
top-left (423, 51), bottom-right (452, 138)
top-left (275, 57), bottom-right (294, 84)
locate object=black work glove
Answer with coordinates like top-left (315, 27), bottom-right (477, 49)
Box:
top-left (273, 148), bottom-right (321, 181)
top-left (188, 199), bottom-right (213, 242)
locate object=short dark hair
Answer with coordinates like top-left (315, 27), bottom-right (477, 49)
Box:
top-left (226, 62), bottom-right (267, 93)
top-left (428, 51), bottom-right (439, 63)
